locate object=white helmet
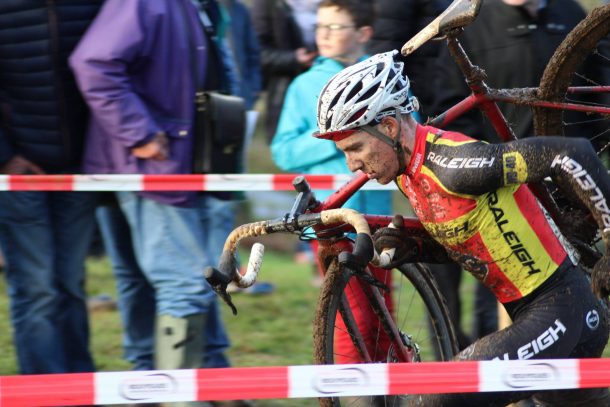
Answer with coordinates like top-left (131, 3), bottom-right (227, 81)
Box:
top-left (315, 50), bottom-right (418, 141)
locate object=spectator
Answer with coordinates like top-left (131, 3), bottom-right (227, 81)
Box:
top-left (217, 0), bottom-right (277, 296)
top-left (0, 1), bottom-right (103, 375)
top-left (70, 4), bottom-right (248, 406)
top-left (219, 0), bottom-right (263, 110)
top-left (251, 0), bottom-right (320, 142)
top-left (272, 0), bottom-right (390, 218)
top-left (367, 0), bottom-right (451, 116)
top-left (432, 0), bottom-right (587, 142)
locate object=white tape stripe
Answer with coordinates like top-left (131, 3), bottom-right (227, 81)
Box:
top-left (0, 175), bottom-right (7, 192)
top-left (94, 369), bottom-right (197, 404)
top-left (204, 174), bottom-right (274, 191)
top-left (73, 174), bottom-right (144, 191)
top-left (479, 359), bottom-right (578, 392)
top-left (288, 364), bottom-right (388, 398)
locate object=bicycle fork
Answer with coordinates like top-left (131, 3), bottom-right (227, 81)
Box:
top-left (319, 239), bottom-right (418, 364)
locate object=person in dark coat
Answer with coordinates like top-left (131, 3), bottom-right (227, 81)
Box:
top-left (431, 0), bottom-right (588, 141)
top-left (0, 0), bottom-right (104, 374)
top-left (251, 0), bottom-right (319, 142)
top-left (367, 0), bottom-right (452, 117)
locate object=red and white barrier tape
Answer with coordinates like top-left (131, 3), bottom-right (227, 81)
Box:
top-left (0, 174), bottom-right (395, 192)
top-left (1, 359), bottom-right (609, 406)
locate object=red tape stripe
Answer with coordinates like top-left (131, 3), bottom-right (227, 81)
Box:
top-left (579, 358), bottom-right (610, 388)
top-left (197, 367), bottom-right (288, 401)
top-left (0, 373), bottom-right (94, 407)
top-left (143, 174), bottom-right (204, 191)
top-left (272, 174), bottom-right (335, 191)
top-left (8, 175), bottom-right (74, 191)
top-left (389, 361), bottom-right (479, 394)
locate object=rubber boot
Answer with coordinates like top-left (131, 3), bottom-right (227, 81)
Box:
top-left (155, 314), bottom-right (210, 407)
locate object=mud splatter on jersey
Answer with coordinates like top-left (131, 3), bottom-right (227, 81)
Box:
top-left (396, 125), bottom-right (573, 303)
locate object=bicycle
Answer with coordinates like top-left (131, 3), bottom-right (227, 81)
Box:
top-left (206, 0), bottom-right (610, 406)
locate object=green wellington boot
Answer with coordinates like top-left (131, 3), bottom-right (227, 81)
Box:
top-left (155, 313), bottom-right (209, 407)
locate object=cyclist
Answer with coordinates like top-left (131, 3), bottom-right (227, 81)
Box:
top-left (314, 50), bottom-right (610, 406)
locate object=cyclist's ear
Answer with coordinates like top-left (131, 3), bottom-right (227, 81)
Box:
top-left (380, 116), bottom-right (399, 138)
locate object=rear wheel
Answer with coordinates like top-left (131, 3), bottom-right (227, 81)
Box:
top-left (535, 4), bottom-right (610, 142)
top-left (533, 4), bottom-right (610, 267)
top-left (313, 257), bottom-right (458, 407)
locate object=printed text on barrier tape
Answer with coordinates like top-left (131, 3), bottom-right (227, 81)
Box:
top-left (1, 359), bottom-right (610, 406)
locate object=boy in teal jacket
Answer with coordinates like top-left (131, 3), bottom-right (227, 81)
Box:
top-left (272, 0), bottom-right (394, 215)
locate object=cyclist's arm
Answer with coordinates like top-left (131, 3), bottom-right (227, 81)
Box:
top-left (441, 137), bottom-right (610, 234)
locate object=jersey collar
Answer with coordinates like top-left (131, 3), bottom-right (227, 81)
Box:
top-left (405, 123), bottom-right (430, 176)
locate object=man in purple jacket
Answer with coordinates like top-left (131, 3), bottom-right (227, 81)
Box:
top-left (70, 0), bottom-right (241, 396)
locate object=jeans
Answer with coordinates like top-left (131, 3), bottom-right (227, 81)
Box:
top-left (97, 192), bottom-right (231, 370)
top-left (198, 194), bottom-right (236, 368)
top-left (0, 191), bottom-right (97, 374)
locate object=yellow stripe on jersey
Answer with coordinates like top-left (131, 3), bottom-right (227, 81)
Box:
top-left (478, 185), bottom-right (559, 296)
top-left (426, 132), bottom-right (479, 146)
top-left (502, 151), bottom-right (528, 185)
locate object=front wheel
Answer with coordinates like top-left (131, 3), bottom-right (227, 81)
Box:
top-left (313, 257), bottom-right (458, 407)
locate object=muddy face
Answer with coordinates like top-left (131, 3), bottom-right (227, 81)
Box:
top-left (336, 130), bottom-right (399, 184)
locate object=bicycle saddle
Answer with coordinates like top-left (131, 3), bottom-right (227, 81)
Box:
top-left (401, 0), bottom-right (482, 56)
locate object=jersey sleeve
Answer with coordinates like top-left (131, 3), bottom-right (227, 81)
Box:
top-left (429, 136), bottom-right (610, 235)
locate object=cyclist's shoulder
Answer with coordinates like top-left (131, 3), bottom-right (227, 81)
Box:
top-left (418, 124), bottom-right (480, 147)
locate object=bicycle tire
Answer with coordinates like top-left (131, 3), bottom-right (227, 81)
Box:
top-left (533, 4), bottom-right (610, 266)
top-left (534, 4), bottom-right (610, 138)
top-left (313, 257), bottom-right (458, 407)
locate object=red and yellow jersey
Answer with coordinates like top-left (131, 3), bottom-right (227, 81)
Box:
top-left (396, 125), bottom-right (579, 303)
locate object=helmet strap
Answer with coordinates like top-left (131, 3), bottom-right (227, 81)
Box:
top-left (360, 125), bottom-right (394, 147)
top-left (393, 109), bottom-right (407, 174)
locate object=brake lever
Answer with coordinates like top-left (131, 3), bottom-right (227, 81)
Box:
top-left (337, 232), bottom-right (390, 292)
top-left (205, 268), bottom-right (238, 315)
top-left (204, 266), bottom-right (238, 315)
top-left (338, 257), bottom-right (390, 292)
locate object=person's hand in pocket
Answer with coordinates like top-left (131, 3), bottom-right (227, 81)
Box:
top-left (132, 131), bottom-right (169, 160)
